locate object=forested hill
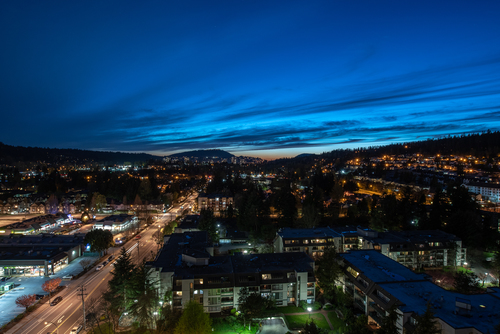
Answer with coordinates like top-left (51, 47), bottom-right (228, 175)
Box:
top-left (0, 142), bottom-right (160, 165)
top-left (357, 130), bottom-right (500, 158)
top-left (168, 149), bottom-right (234, 159)
top-left (268, 131), bottom-right (500, 167)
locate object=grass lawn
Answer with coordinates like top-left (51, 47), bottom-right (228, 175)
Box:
top-left (212, 317), bottom-right (258, 334)
top-left (443, 266), bottom-right (472, 273)
top-left (327, 311), bottom-right (348, 333)
top-left (285, 313), bottom-right (330, 330)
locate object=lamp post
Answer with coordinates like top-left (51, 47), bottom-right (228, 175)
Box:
top-left (307, 307), bottom-right (312, 319)
top-left (44, 321), bottom-right (59, 334)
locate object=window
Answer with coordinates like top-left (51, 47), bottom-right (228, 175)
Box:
top-left (262, 274), bottom-right (271, 280)
top-left (195, 278), bottom-right (203, 285)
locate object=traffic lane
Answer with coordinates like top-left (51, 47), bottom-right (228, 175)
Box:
top-left (12, 236), bottom-right (152, 334)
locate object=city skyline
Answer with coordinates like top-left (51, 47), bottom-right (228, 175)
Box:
top-left (2, 1), bottom-right (500, 160)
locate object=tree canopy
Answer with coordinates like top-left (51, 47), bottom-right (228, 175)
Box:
top-left (84, 229), bottom-right (114, 254)
top-left (174, 300), bottom-right (212, 334)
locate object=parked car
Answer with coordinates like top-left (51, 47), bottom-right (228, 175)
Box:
top-left (135, 235), bottom-right (141, 239)
top-left (62, 275), bottom-right (73, 280)
top-left (95, 264), bottom-right (103, 271)
top-left (35, 294), bottom-right (47, 300)
top-left (108, 255), bottom-right (114, 261)
top-left (50, 296), bottom-right (63, 306)
top-left (115, 237), bottom-right (124, 244)
top-left (70, 325), bottom-right (83, 334)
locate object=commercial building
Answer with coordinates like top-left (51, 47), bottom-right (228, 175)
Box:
top-left (147, 231), bottom-right (315, 313)
top-left (339, 250), bottom-right (500, 334)
top-left (0, 234), bottom-right (85, 276)
top-left (93, 214), bottom-right (138, 232)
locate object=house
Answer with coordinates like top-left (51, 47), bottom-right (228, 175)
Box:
top-left (274, 227), bottom-right (342, 257)
top-left (464, 182), bottom-right (500, 203)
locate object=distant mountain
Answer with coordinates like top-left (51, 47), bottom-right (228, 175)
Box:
top-left (0, 142), bottom-right (160, 165)
top-left (294, 153), bottom-right (316, 158)
top-left (168, 149), bottom-right (235, 160)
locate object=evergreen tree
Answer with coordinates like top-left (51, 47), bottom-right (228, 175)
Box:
top-left (411, 303), bottom-right (441, 334)
top-left (128, 263), bottom-right (159, 330)
top-left (315, 246), bottom-right (342, 299)
top-left (104, 247), bottom-right (136, 315)
top-left (376, 306), bottom-right (401, 334)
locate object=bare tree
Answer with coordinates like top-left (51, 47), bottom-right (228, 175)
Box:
top-left (79, 258), bottom-right (93, 271)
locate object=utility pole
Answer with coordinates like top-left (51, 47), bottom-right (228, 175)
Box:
top-left (77, 285), bottom-right (88, 330)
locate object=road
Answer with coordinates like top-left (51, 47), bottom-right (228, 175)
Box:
top-left (7, 226), bottom-right (159, 334)
top-left (7, 192), bottom-right (199, 334)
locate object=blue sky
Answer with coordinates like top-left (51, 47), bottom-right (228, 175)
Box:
top-left (1, 1), bottom-right (500, 159)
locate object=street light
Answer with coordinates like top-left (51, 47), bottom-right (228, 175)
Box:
top-left (44, 321), bottom-right (59, 334)
top-left (307, 307), bottom-right (312, 319)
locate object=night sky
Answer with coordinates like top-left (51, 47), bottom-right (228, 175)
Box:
top-left (2, 1), bottom-right (500, 160)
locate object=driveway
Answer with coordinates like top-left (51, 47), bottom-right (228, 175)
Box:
top-left (259, 318), bottom-right (291, 334)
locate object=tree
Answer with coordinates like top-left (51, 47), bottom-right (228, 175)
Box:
top-left (84, 229), bottom-right (114, 254)
top-left (15, 294), bottom-right (36, 310)
top-left (315, 246), bottom-right (342, 299)
top-left (376, 306), bottom-right (402, 334)
top-left (453, 271), bottom-right (480, 294)
top-left (411, 303), bottom-right (441, 334)
top-left (104, 247), bottom-right (136, 315)
top-left (174, 300), bottom-right (212, 334)
top-left (128, 263), bottom-right (159, 330)
top-left (157, 303), bottom-right (182, 334)
top-left (42, 277), bottom-right (62, 305)
top-left (238, 287), bottom-right (269, 330)
top-left (90, 192), bottom-right (107, 213)
top-left (199, 209), bottom-right (218, 243)
top-left (46, 194), bottom-right (59, 214)
top-left (303, 320), bottom-right (325, 334)
top-left (79, 258), bottom-right (93, 271)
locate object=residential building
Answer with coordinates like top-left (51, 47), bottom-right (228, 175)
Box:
top-left (274, 227), bottom-right (342, 256)
top-left (464, 181), bottom-right (500, 203)
top-left (197, 193), bottom-right (233, 215)
top-left (339, 250), bottom-right (500, 334)
top-left (147, 231), bottom-right (315, 313)
top-left (275, 226), bottom-right (466, 269)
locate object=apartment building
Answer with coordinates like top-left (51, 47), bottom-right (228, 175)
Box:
top-left (274, 226), bottom-right (466, 270)
top-left (339, 250), bottom-right (500, 334)
top-left (147, 231), bottom-right (315, 313)
top-left (464, 181), bottom-right (500, 203)
top-left (274, 227), bottom-right (342, 256)
top-left (197, 193), bottom-right (233, 215)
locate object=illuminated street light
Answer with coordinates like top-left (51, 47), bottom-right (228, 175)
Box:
top-left (307, 307), bottom-right (312, 319)
top-left (44, 321), bottom-right (59, 334)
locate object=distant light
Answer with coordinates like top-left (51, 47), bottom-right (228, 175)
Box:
top-left (307, 307), bottom-right (312, 312)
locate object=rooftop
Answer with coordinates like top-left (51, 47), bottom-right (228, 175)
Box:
top-left (340, 250), bottom-right (425, 283)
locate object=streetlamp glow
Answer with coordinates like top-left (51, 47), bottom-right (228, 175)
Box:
top-left (44, 321), bottom-right (59, 334)
top-left (307, 307), bottom-right (312, 319)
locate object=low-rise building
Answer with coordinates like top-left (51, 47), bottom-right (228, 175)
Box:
top-left (93, 214), bottom-right (138, 232)
top-left (464, 181), bottom-right (500, 203)
top-left (339, 250), bottom-right (500, 334)
top-left (148, 231), bottom-right (315, 313)
top-left (274, 227), bottom-right (342, 256)
top-left (0, 234), bottom-right (85, 276)
top-left (197, 193), bottom-right (233, 215)
top-left (275, 226), bottom-right (466, 270)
